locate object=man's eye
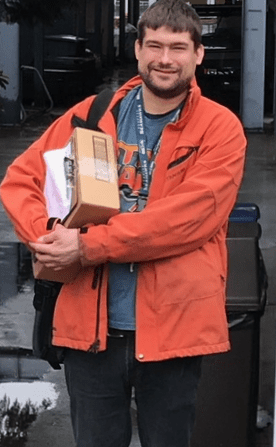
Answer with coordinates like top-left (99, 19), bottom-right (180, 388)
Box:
top-left (148, 44), bottom-right (161, 49)
top-left (172, 46), bottom-right (186, 51)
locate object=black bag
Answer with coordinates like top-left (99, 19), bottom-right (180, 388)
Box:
top-left (32, 88), bottom-right (114, 369)
top-left (33, 279), bottom-right (63, 369)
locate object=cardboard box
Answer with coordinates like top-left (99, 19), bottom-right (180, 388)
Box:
top-left (63, 127), bottom-right (120, 228)
top-left (33, 128), bottom-right (120, 283)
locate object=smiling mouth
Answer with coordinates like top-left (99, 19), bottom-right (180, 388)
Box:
top-left (152, 68), bottom-right (178, 75)
top-left (148, 62), bottom-right (179, 74)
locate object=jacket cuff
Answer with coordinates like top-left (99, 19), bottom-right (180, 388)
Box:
top-left (78, 226), bottom-right (108, 267)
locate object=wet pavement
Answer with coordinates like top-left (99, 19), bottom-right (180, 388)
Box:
top-left (0, 63), bottom-right (275, 446)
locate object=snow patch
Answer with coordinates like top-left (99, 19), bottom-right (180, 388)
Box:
top-left (0, 382), bottom-right (59, 410)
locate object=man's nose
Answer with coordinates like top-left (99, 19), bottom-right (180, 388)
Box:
top-left (159, 47), bottom-right (173, 64)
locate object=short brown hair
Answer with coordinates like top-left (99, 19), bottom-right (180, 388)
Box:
top-left (137, 0), bottom-right (202, 49)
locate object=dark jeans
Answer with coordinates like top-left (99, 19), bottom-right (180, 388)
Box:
top-left (64, 330), bottom-right (202, 447)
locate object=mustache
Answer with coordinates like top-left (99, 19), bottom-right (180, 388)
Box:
top-left (148, 62), bottom-right (179, 72)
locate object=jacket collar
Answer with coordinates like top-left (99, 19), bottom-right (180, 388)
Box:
top-left (110, 75), bottom-right (202, 122)
top-left (99, 75), bottom-right (202, 136)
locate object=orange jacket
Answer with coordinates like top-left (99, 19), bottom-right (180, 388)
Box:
top-left (0, 76), bottom-right (247, 361)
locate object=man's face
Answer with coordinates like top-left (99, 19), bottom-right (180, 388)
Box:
top-left (135, 26), bottom-right (204, 99)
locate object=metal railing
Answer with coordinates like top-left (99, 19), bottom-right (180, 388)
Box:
top-left (20, 65), bottom-right (54, 122)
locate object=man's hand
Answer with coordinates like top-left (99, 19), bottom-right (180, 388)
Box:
top-left (29, 224), bottom-right (80, 271)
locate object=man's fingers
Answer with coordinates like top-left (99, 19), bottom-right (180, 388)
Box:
top-left (29, 241), bottom-right (41, 252)
top-left (37, 231), bottom-right (56, 244)
top-left (29, 241), bottom-right (54, 254)
top-left (43, 262), bottom-right (63, 270)
top-left (32, 251), bottom-right (62, 270)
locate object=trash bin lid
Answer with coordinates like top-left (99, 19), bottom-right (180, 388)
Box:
top-left (229, 202), bottom-right (260, 223)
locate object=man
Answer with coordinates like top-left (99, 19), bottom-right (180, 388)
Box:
top-left (0, 1), bottom-right (247, 446)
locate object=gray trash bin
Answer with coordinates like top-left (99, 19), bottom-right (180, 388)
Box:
top-left (191, 203), bottom-right (268, 447)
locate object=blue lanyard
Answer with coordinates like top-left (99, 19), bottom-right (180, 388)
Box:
top-left (135, 87), bottom-right (181, 199)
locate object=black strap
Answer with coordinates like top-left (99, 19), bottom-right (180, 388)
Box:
top-left (71, 88), bottom-right (114, 130)
top-left (47, 217), bottom-right (61, 231)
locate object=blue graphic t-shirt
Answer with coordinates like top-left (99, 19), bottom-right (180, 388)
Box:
top-left (108, 87), bottom-right (181, 330)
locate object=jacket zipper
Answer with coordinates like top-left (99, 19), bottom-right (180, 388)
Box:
top-left (89, 264), bottom-right (104, 353)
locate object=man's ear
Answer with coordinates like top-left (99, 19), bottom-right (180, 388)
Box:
top-left (134, 39), bottom-right (142, 61)
top-left (196, 44), bottom-right (205, 66)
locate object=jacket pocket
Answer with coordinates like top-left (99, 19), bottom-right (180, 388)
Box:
top-left (154, 245), bottom-right (225, 308)
top-left (156, 291), bottom-right (229, 353)
top-left (167, 146), bottom-right (199, 170)
top-left (163, 146), bottom-right (199, 195)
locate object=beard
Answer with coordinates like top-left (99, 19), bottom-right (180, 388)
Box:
top-left (138, 63), bottom-right (192, 99)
